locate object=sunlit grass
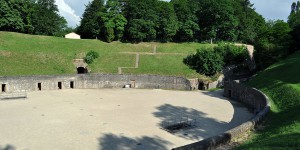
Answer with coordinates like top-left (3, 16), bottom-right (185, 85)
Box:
top-left (0, 31), bottom-right (207, 78)
top-left (236, 51), bottom-right (300, 149)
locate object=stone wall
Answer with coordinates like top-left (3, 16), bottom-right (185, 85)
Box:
top-left (173, 80), bottom-right (271, 150)
top-left (0, 74), bottom-right (191, 93)
top-left (223, 80), bottom-right (267, 111)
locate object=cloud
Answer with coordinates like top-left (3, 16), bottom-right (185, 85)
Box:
top-left (55, 0), bottom-right (81, 27)
top-left (63, 0), bottom-right (91, 17)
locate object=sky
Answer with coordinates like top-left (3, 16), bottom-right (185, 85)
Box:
top-left (55, 0), bottom-right (297, 28)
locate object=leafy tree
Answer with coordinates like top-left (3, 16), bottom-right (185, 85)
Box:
top-left (288, 1), bottom-right (300, 52)
top-left (233, 0), bottom-right (265, 44)
top-left (77, 0), bottom-right (105, 39)
top-left (288, 1), bottom-right (300, 28)
top-left (31, 0), bottom-right (67, 36)
top-left (172, 0), bottom-right (199, 42)
top-left (198, 0), bottom-right (239, 42)
top-left (156, 1), bottom-right (178, 42)
top-left (101, 0), bottom-right (127, 42)
top-left (0, 0), bottom-right (26, 32)
top-left (123, 0), bottom-right (159, 42)
top-left (254, 20), bottom-right (292, 69)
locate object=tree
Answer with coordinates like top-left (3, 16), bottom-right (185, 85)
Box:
top-left (31, 0), bottom-right (67, 36)
top-left (0, 0), bottom-right (26, 32)
top-left (288, 1), bottom-right (300, 52)
top-left (77, 0), bottom-right (105, 39)
top-left (232, 0), bottom-right (265, 44)
top-left (288, 1), bottom-right (300, 28)
top-left (254, 20), bottom-right (292, 69)
top-left (172, 0), bottom-right (199, 42)
top-left (156, 1), bottom-right (178, 42)
top-left (101, 0), bottom-right (127, 42)
top-left (123, 0), bottom-right (159, 42)
top-left (198, 0), bottom-right (239, 42)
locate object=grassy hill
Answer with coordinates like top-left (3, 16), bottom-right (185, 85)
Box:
top-left (237, 52), bottom-right (300, 149)
top-left (0, 31), bottom-right (212, 78)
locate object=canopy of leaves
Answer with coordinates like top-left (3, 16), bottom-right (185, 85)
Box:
top-left (0, 0), bottom-right (67, 36)
top-left (76, 0), bottom-right (266, 44)
top-left (288, 1), bottom-right (300, 52)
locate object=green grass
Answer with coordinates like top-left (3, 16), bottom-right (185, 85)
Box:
top-left (0, 31), bottom-right (207, 78)
top-left (236, 52), bottom-right (300, 149)
top-left (123, 54), bottom-right (206, 78)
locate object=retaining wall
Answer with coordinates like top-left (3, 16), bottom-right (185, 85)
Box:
top-left (173, 80), bottom-right (271, 150)
top-left (0, 74), bottom-right (191, 92)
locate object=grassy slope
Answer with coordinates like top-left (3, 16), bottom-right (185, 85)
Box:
top-left (0, 31), bottom-right (210, 78)
top-left (237, 52), bottom-right (300, 149)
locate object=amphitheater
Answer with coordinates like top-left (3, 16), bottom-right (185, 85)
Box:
top-left (0, 74), bottom-right (269, 150)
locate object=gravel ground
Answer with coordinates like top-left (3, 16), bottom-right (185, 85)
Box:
top-left (0, 89), bottom-right (253, 150)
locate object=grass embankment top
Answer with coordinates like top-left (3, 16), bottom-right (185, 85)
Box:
top-left (237, 51), bottom-right (300, 149)
top-left (0, 31), bottom-right (213, 78)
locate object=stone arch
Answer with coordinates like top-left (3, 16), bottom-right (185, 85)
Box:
top-left (77, 67), bottom-right (88, 74)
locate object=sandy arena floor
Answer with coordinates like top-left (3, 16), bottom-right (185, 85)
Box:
top-left (0, 89), bottom-right (253, 150)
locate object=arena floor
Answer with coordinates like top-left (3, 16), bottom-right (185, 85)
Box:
top-left (0, 89), bottom-right (253, 150)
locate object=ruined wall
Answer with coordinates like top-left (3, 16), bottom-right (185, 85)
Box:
top-left (0, 74), bottom-right (191, 93)
top-left (173, 80), bottom-right (271, 150)
top-left (223, 80), bottom-right (267, 111)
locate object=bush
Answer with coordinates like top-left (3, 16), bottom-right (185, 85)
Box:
top-left (214, 43), bottom-right (249, 65)
top-left (183, 48), bottom-right (224, 76)
top-left (84, 51), bottom-right (99, 64)
top-left (183, 44), bottom-right (249, 76)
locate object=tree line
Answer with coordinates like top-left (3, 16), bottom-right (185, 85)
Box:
top-left (78, 0), bottom-right (266, 44)
top-left (77, 0), bottom-right (300, 70)
top-left (1, 0), bottom-right (300, 71)
top-left (0, 0), bottom-right (68, 36)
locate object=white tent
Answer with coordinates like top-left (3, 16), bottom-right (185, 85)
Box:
top-left (65, 32), bottom-right (81, 39)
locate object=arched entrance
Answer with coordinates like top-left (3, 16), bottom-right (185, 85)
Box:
top-left (77, 67), bottom-right (88, 74)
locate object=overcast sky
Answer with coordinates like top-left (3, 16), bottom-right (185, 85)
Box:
top-left (55, 0), bottom-right (296, 27)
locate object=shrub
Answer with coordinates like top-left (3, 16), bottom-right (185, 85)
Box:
top-left (183, 44), bottom-right (249, 76)
top-left (84, 51), bottom-right (99, 64)
top-left (183, 48), bottom-right (224, 76)
top-left (214, 43), bottom-right (249, 65)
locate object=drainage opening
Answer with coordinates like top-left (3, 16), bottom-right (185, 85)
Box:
top-left (77, 67), bottom-right (88, 74)
top-left (58, 82), bottom-right (62, 90)
top-left (161, 118), bottom-right (197, 133)
top-left (163, 122), bottom-right (192, 133)
top-left (70, 81), bottom-right (74, 89)
top-left (2, 84), bottom-right (6, 92)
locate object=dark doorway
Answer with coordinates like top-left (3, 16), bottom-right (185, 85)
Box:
top-left (38, 83), bottom-right (41, 91)
top-left (2, 84), bottom-right (6, 92)
top-left (70, 81), bottom-right (74, 89)
top-left (77, 67), bottom-right (88, 74)
top-left (228, 90), bottom-right (232, 98)
top-left (58, 82), bottom-right (62, 90)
